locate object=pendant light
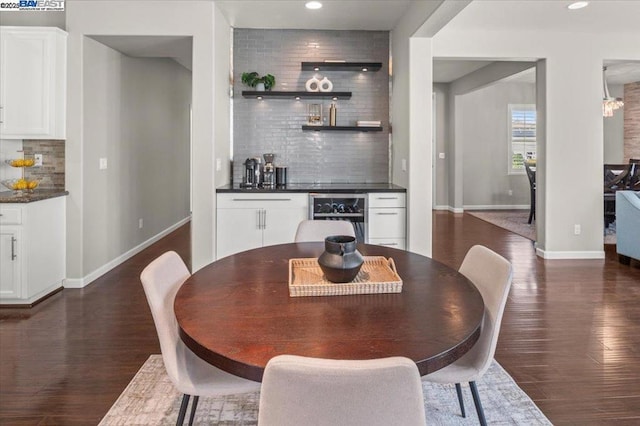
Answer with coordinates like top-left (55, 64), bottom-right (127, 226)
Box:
top-left (603, 66), bottom-right (624, 117)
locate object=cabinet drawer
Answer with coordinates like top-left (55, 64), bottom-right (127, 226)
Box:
top-left (0, 207), bottom-right (22, 225)
top-left (368, 238), bottom-right (406, 250)
top-left (368, 208), bottom-right (406, 238)
top-left (217, 193), bottom-right (307, 209)
top-left (368, 193), bottom-right (405, 208)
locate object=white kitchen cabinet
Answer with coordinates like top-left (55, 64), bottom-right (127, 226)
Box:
top-left (0, 26), bottom-right (67, 139)
top-left (367, 192), bottom-right (406, 250)
top-left (0, 196), bottom-right (66, 306)
top-left (216, 193), bottom-right (308, 259)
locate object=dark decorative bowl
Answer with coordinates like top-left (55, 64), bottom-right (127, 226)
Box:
top-left (317, 235), bottom-right (364, 283)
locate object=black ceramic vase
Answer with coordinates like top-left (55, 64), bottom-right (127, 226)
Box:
top-left (318, 235), bottom-right (364, 283)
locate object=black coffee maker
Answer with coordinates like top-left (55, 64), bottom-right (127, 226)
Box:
top-left (242, 157), bottom-right (263, 188)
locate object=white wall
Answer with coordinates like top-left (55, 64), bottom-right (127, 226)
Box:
top-left (459, 81), bottom-right (534, 209)
top-left (433, 8), bottom-right (640, 258)
top-left (433, 84), bottom-right (449, 208)
top-left (66, 1), bottom-right (221, 284)
top-left (82, 38), bottom-right (191, 275)
top-left (391, 1), bottom-right (443, 257)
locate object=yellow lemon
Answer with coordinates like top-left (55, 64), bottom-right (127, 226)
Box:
top-left (27, 180), bottom-right (38, 189)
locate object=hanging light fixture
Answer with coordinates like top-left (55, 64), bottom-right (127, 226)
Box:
top-left (602, 66), bottom-right (624, 117)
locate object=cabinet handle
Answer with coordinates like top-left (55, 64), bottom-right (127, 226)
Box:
top-left (375, 197), bottom-right (398, 200)
top-left (376, 212), bottom-right (399, 215)
top-left (380, 242), bottom-right (399, 246)
top-left (262, 210), bottom-right (267, 229)
top-left (11, 236), bottom-right (17, 260)
top-left (232, 198), bottom-right (292, 201)
top-left (256, 210), bottom-right (261, 230)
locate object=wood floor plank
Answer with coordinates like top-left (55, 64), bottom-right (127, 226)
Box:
top-left (1, 213), bottom-right (640, 424)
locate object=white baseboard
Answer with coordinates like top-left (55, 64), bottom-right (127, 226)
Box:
top-left (535, 247), bottom-right (605, 260)
top-left (464, 205), bottom-right (530, 210)
top-left (434, 205), bottom-right (464, 213)
top-left (64, 216), bottom-right (191, 289)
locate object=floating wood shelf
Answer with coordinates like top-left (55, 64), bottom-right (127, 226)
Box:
top-left (301, 62), bottom-right (382, 72)
top-left (302, 125), bottom-right (383, 132)
top-left (242, 91), bottom-right (351, 99)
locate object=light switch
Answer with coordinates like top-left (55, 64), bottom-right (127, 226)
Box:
top-left (216, 158), bottom-right (222, 172)
top-left (439, 152), bottom-right (446, 159)
top-left (99, 158), bottom-right (108, 170)
top-left (401, 159), bottom-right (407, 172)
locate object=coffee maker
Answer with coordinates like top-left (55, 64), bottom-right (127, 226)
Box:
top-left (263, 153), bottom-right (276, 188)
top-left (242, 158), bottom-right (259, 187)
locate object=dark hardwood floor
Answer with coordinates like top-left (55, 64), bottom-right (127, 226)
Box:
top-left (1, 212), bottom-right (639, 425)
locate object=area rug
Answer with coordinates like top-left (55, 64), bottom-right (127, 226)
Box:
top-left (467, 210), bottom-right (617, 245)
top-left (100, 355), bottom-right (552, 425)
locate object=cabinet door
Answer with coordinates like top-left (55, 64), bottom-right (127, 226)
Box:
top-left (368, 208), bottom-right (406, 239)
top-left (0, 30), bottom-right (51, 137)
top-left (216, 208), bottom-right (263, 259)
top-left (0, 228), bottom-right (22, 299)
top-left (262, 207), bottom-right (308, 247)
top-left (0, 28), bottom-right (65, 139)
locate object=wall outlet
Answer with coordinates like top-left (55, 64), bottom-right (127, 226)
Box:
top-left (139, 218), bottom-right (143, 229)
top-left (508, 189), bottom-right (513, 196)
top-left (216, 158), bottom-right (222, 172)
top-left (34, 153), bottom-right (43, 167)
top-left (401, 159), bottom-right (407, 172)
top-left (574, 224), bottom-right (581, 235)
top-left (99, 158), bottom-right (108, 170)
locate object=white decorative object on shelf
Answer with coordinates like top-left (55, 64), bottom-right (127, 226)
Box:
top-left (305, 77), bottom-right (320, 92)
top-left (318, 77), bottom-right (333, 92)
top-left (357, 120), bottom-right (382, 127)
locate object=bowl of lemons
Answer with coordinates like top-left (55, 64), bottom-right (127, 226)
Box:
top-left (5, 158), bottom-right (35, 167)
top-left (1, 178), bottom-right (41, 193)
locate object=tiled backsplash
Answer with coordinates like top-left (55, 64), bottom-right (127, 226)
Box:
top-left (23, 140), bottom-right (65, 189)
top-left (624, 82), bottom-right (640, 161)
top-left (233, 29), bottom-right (390, 184)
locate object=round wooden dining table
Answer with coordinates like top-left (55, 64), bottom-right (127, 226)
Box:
top-left (175, 243), bottom-right (485, 382)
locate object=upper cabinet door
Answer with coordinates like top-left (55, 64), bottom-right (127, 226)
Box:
top-left (0, 27), bottom-right (67, 140)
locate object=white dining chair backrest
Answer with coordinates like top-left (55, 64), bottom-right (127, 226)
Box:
top-left (294, 219), bottom-right (355, 242)
top-left (458, 245), bottom-right (513, 378)
top-left (140, 251), bottom-right (191, 388)
top-left (258, 355), bottom-right (427, 426)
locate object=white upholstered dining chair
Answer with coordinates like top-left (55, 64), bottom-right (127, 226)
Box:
top-left (140, 251), bottom-right (261, 425)
top-left (258, 354), bottom-right (427, 426)
top-left (422, 245), bottom-right (513, 426)
top-left (294, 219), bottom-right (355, 242)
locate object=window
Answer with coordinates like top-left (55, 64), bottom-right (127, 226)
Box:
top-left (508, 104), bottom-right (536, 174)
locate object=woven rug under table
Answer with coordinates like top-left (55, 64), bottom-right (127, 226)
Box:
top-left (100, 355), bottom-right (552, 425)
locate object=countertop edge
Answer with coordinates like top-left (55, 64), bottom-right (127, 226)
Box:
top-left (0, 190), bottom-right (69, 203)
top-left (216, 184), bottom-right (406, 193)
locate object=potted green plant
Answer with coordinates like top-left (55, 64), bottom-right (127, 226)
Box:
top-left (241, 72), bottom-right (276, 91)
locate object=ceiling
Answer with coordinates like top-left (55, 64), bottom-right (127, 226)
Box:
top-left (214, 0), bottom-right (414, 31)
top-left (86, 1), bottom-right (640, 86)
top-left (90, 36), bottom-right (193, 70)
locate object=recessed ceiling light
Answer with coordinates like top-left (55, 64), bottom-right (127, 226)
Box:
top-left (567, 1), bottom-right (589, 10)
top-left (305, 1), bottom-right (322, 10)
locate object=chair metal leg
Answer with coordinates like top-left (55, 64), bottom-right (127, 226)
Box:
top-left (469, 381), bottom-right (487, 426)
top-left (455, 383), bottom-right (466, 418)
top-left (528, 187), bottom-right (535, 224)
top-left (177, 394), bottom-right (190, 426)
top-left (188, 395), bottom-right (199, 425)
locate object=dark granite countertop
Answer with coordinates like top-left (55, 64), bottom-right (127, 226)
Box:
top-left (216, 183), bottom-right (406, 193)
top-left (0, 189), bottom-right (69, 203)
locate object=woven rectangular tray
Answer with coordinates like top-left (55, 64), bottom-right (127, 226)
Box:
top-left (288, 256), bottom-right (402, 297)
